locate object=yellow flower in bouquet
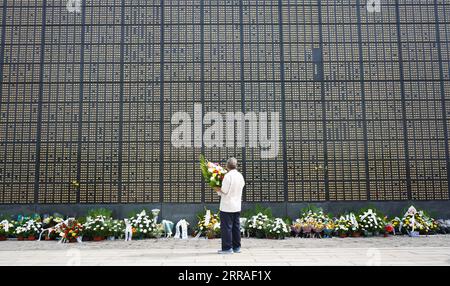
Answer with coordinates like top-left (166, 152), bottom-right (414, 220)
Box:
top-left (200, 155), bottom-right (228, 188)
top-left (391, 218), bottom-right (400, 228)
top-left (312, 221), bottom-right (324, 233)
top-left (294, 221), bottom-right (303, 228)
top-left (196, 209), bottom-right (221, 238)
top-left (325, 221), bottom-right (335, 230)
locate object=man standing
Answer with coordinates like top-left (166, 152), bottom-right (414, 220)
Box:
top-left (215, 157), bottom-right (245, 254)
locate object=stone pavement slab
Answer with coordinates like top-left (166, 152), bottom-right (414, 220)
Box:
top-left (0, 236), bottom-right (449, 266)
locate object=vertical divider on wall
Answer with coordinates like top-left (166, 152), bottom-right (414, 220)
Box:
top-left (76, 0), bottom-right (87, 204)
top-left (0, 1), bottom-right (6, 204)
top-left (34, 0), bottom-right (48, 205)
top-left (394, 0), bottom-right (412, 200)
top-left (117, 0), bottom-right (126, 203)
top-left (277, 0), bottom-right (288, 206)
top-left (356, 0), bottom-right (371, 200)
top-left (433, 0), bottom-right (450, 199)
top-left (200, 0), bottom-right (205, 203)
top-left (0, 0), bottom-right (6, 110)
top-left (239, 0), bottom-right (247, 198)
top-left (316, 0), bottom-right (329, 200)
top-left (159, 0), bottom-right (165, 203)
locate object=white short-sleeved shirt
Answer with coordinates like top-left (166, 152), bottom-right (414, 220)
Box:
top-left (218, 169), bottom-right (245, 213)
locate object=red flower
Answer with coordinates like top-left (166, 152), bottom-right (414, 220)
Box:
top-left (385, 225), bottom-right (394, 233)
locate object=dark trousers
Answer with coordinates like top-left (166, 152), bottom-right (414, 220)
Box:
top-left (220, 211), bottom-right (241, 251)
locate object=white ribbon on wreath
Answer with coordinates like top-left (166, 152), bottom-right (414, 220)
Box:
top-left (174, 219), bottom-right (189, 239)
top-left (26, 220), bottom-right (34, 228)
top-left (346, 213), bottom-right (359, 229)
top-left (136, 210), bottom-right (146, 222)
top-left (399, 206), bottom-right (418, 233)
top-left (405, 206), bottom-right (417, 232)
top-left (124, 219), bottom-right (133, 241)
top-left (410, 215), bottom-right (416, 232)
top-left (0, 220), bottom-right (9, 232)
top-left (204, 210), bottom-right (211, 227)
top-left (38, 218), bottom-right (81, 243)
top-left (360, 209), bottom-right (378, 226)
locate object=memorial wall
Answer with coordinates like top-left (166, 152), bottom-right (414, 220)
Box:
top-left (0, 1), bottom-right (449, 215)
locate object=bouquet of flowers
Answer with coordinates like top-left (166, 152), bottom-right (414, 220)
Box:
top-left (108, 219), bottom-right (125, 239)
top-left (7, 220), bottom-right (18, 237)
top-left (334, 216), bottom-right (352, 237)
top-left (291, 220), bottom-right (302, 237)
top-left (400, 206), bottom-right (438, 235)
top-left (323, 220), bottom-right (335, 238)
top-left (291, 218), bottom-right (323, 238)
top-left (311, 220), bottom-right (325, 235)
top-left (194, 209), bottom-right (221, 238)
top-left (265, 218), bottom-right (290, 239)
top-left (247, 213), bottom-right (270, 238)
top-left (345, 212), bottom-right (361, 236)
top-left (82, 215), bottom-right (111, 240)
top-left (200, 155), bottom-right (227, 188)
top-left (42, 215), bottom-right (64, 228)
top-left (128, 210), bottom-right (163, 239)
top-left (299, 208), bottom-right (329, 224)
top-left (421, 211), bottom-right (439, 234)
top-left (15, 219), bottom-right (42, 240)
top-left (358, 209), bottom-right (385, 236)
top-left (390, 217), bottom-right (402, 234)
top-left (42, 215), bottom-right (65, 240)
top-left (292, 207), bottom-right (331, 238)
top-left (0, 219), bottom-right (11, 240)
top-left (58, 219), bottom-right (83, 243)
top-left (384, 224), bottom-right (395, 236)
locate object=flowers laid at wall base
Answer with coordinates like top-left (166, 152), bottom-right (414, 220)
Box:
top-left (346, 213), bottom-right (361, 236)
top-left (399, 206), bottom-right (439, 236)
top-left (59, 219), bottom-right (83, 243)
top-left (334, 216), bottom-right (352, 237)
top-left (82, 215), bottom-right (111, 241)
top-left (0, 220), bottom-right (11, 240)
top-left (108, 220), bottom-right (125, 239)
top-left (42, 215), bottom-right (64, 240)
top-left (358, 209), bottom-right (386, 236)
top-left (291, 207), bottom-right (331, 238)
top-left (42, 215), bottom-right (64, 228)
top-left (384, 224), bottom-right (395, 236)
top-left (265, 218), bottom-right (290, 239)
top-left (323, 221), bottom-right (335, 238)
top-left (246, 213), bottom-right (271, 238)
top-left (15, 219), bottom-right (42, 240)
top-left (128, 210), bottom-right (163, 239)
top-left (0, 205), bottom-right (447, 242)
top-left (194, 209), bottom-right (220, 239)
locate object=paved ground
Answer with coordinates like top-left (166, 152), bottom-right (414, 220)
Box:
top-left (1, 235), bottom-right (449, 266)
